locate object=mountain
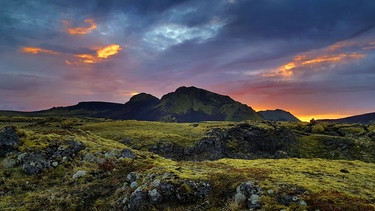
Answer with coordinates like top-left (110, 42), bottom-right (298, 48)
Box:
top-left (1, 86), bottom-right (301, 122)
top-left (115, 93), bottom-right (160, 120)
top-left (39, 101), bottom-right (124, 118)
top-left (155, 86), bottom-right (263, 122)
top-left (258, 109), bottom-right (300, 122)
top-left (318, 112), bottom-right (375, 124)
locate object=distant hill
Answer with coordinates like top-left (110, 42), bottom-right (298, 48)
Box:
top-left (318, 112), bottom-right (375, 124)
top-left (0, 86), bottom-right (302, 122)
top-left (32, 101), bottom-right (125, 118)
top-left (258, 109), bottom-right (300, 122)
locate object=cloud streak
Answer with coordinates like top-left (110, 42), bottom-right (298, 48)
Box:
top-left (22, 47), bottom-right (59, 55)
top-left (67, 44), bottom-right (123, 65)
top-left (64, 18), bottom-right (97, 35)
top-left (264, 40), bottom-right (370, 78)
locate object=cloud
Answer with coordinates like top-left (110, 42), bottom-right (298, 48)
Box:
top-left (67, 44), bottom-right (123, 65)
top-left (21, 44), bottom-right (123, 65)
top-left (143, 21), bottom-right (226, 50)
top-left (63, 18), bottom-right (97, 35)
top-left (264, 40), bottom-right (369, 78)
top-left (97, 44), bottom-right (122, 58)
top-left (21, 47), bottom-right (59, 55)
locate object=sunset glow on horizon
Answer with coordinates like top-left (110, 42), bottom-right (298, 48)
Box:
top-left (1, 0), bottom-right (374, 119)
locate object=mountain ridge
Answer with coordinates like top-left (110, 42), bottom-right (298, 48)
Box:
top-left (318, 112), bottom-right (375, 124)
top-left (0, 86), bottom-right (315, 122)
top-left (258, 109), bottom-right (300, 122)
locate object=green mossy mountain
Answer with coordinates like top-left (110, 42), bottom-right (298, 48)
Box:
top-left (155, 86), bottom-right (263, 122)
top-left (258, 109), bottom-right (300, 122)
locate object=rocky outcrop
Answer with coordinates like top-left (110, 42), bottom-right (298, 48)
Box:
top-left (19, 140), bottom-right (85, 174)
top-left (118, 172), bottom-right (211, 211)
top-left (150, 122), bottom-right (298, 161)
top-left (0, 126), bottom-right (20, 157)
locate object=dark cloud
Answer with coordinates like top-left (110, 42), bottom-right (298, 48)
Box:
top-left (223, 0), bottom-right (375, 40)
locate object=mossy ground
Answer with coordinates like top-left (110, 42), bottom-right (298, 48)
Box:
top-left (1, 116), bottom-right (375, 210)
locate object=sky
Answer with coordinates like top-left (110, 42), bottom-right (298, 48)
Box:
top-left (1, 0), bottom-right (375, 121)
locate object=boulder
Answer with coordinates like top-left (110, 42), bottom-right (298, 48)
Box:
top-left (0, 126), bottom-right (20, 157)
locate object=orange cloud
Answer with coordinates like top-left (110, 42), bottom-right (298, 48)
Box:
top-left (22, 47), bottom-right (59, 55)
top-left (265, 40), bottom-right (367, 78)
top-left (66, 44), bottom-right (123, 65)
top-left (97, 44), bottom-right (122, 58)
top-left (64, 19), bottom-right (97, 35)
top-left (328, 40), bottom-right (356, 51)
top-left (272, 53), bottom-right (365, 77)
top-left (74, 54), bottom-right (98, 64)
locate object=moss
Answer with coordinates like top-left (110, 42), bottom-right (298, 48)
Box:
top-left (311, 123), bottom-right (325, 133)
top-left (306, 190), bottom-right (375, 211)
top-left (338, 126), bottom-right (367, 136)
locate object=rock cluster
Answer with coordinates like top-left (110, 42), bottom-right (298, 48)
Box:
top-left (150, 122), bottom-right (298, 161)
top-left (234, 181), bottom-right (263, 209)
top-left (20, 140), bottom-right (85, 174)
top-left (0, 126), bottom-right (20, 157)
top-left (275, 185), bottom-right (308, 207)
top-left (119, 172), bottom-right (210, 211)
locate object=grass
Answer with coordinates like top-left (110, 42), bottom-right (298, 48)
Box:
top-left (77, 119), bottom-right (235, 149)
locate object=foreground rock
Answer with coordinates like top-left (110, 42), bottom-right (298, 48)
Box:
top-left (0, 126), bottom-right (20, 157)
top-left (117, 172), bottom-right (211, 211)
top-left (19, 140), bottom-right (85, 174)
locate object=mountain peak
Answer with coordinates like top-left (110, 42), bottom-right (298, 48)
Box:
top-left (157, 86), bottom-right (261, 122)
top-left (258, 109), bottom-right (300, 122)
top-left (128, 93), bottom-right (159, 104)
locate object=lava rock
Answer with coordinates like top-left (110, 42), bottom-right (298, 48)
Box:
top-left (72, 170), bottom-right (87, 179)
top-left (119, 148), bottom-right (136, 159)
top-left (128, 186), bottom-right (149, 211)
top-left (21, 152), bottom-right (50, 174)
top-left (149, 122), bottom-right (298, 161)
top-left (126, 172), bottom-right (138, 183)
top-left (0, 126), bottom-right (20, 157)
top-left (235, 181), bottom-right (262, 209)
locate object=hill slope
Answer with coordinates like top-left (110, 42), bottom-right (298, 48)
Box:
top-left (258, 109), bottom-right (300, 122)
top-left (319, 112), bottom-right (375, 124)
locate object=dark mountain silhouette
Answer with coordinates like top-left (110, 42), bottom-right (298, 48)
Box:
top-left (39, 101), bottom-right (124, 118)
top-left (258, 109), bottom-right (300, 122)
top-left (0, 86), bottom-right (302, 122)
top-left (318, 112), bottom-right (375, 124)
top-left (115, 93), bottom-right (160, 120)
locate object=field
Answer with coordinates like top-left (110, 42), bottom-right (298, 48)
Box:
top-left (1, 116), bottom-right (374, 210)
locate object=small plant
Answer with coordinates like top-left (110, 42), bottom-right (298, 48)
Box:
top-left (98, 160), bottom-right (116, 172)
